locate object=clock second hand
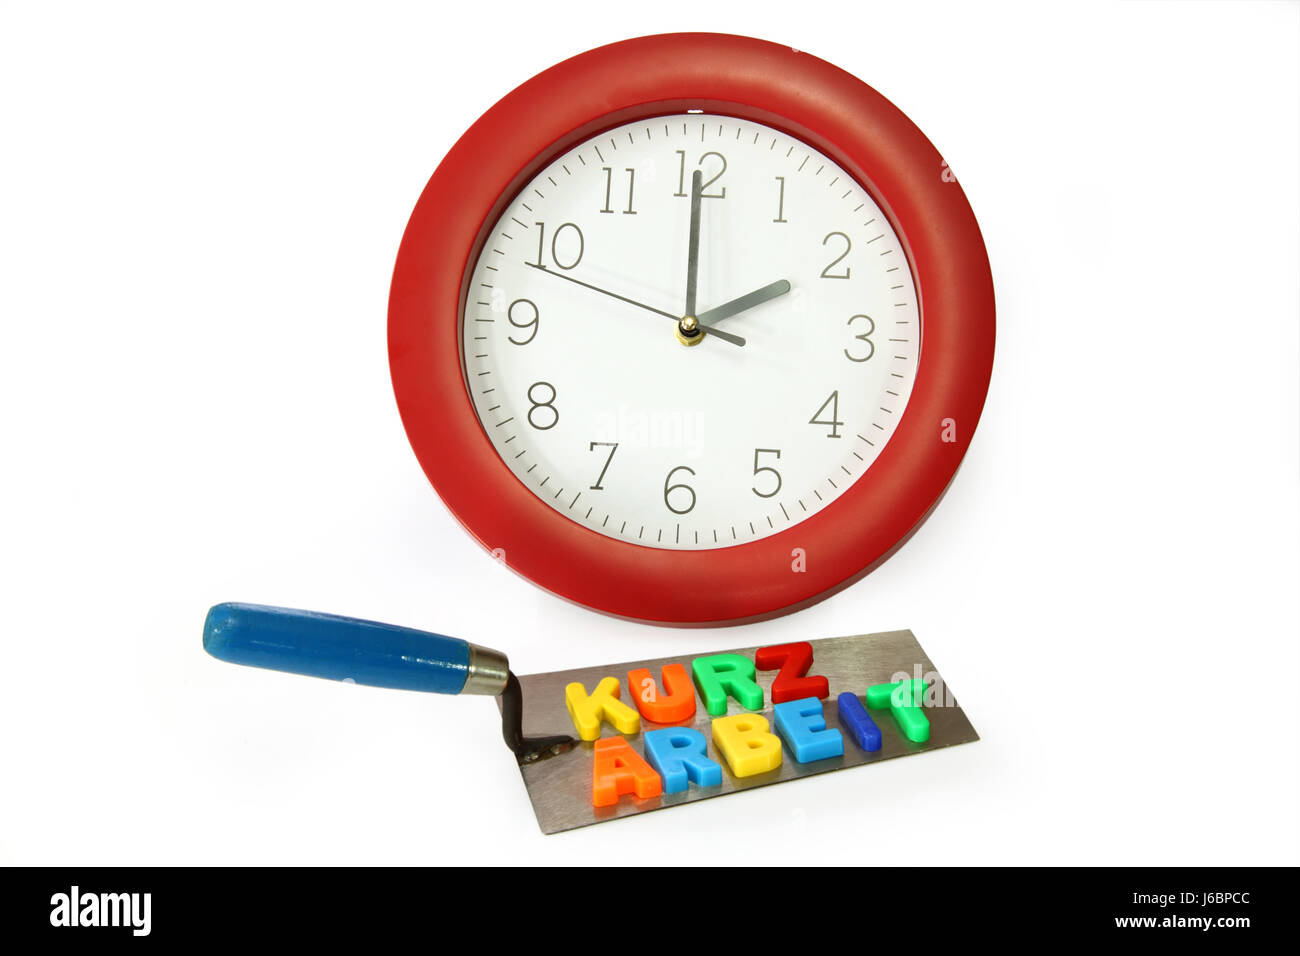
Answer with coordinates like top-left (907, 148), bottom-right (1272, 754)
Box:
top-left (525, 262), bottom-right (747, 347)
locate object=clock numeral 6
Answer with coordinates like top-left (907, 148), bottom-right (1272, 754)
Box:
top-left (820, 231), bottom-right (852, 279)
top-left (526, 381), bottom-right (559, 430)
top-left (530, 222), bottom-right (584, 271)
top-left (809, 391), bottom-right (844, 438)
top-left (752, 448), bottom-right (783, 499)
top-left (674, 150), bottom-right (727, 199)
top-left (507, 298), bottom-right (539, 346)
top-left (844, 313), bottom-right (875, 362)
top-left (663, 465), bottom-right (697, 515)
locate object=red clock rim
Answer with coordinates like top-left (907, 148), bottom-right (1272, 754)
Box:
top-left (388, 33), bottom-right (995, 626)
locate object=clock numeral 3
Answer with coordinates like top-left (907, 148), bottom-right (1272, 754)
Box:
top-left (844, 313), bottom-right (875, 362)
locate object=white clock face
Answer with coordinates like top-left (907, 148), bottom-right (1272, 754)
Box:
top-left (460, 113), bottom-right (920, 551)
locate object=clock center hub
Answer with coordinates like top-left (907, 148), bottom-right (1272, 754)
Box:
top-left (676, 314), bottom-right (705, 347)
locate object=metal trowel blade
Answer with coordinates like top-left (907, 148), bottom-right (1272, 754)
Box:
top-left (503, 629), bottom-right (979, 835)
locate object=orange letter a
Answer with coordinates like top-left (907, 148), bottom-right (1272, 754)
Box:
top-left (592, 737), bottom-right (663, 808)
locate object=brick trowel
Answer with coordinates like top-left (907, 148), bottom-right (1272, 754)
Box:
top-left (203, 601), bottom-right (980, 835)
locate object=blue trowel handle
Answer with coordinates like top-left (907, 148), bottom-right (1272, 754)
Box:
top-left (202, 602), bottom-right (510, 696)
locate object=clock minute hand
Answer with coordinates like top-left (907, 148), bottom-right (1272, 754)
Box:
top-left (526, 262), bottom-right (747, 347)
top-left (696, 279), bottom-right (792, 326)
top-left (685, 169), bottom-right (703, 317)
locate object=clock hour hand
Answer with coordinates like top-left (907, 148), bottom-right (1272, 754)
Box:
top-left (696, 279), bottom-right (792, 326)
top-left (526, 262), bottom-right (747, 347)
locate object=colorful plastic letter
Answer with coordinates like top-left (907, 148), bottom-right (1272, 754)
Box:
top-left (836, 692), bottom-right (882, 752)
top-left (712, 713), bottom-right (783, 777)
top-left (591, 737), bottom-right (663, 808)
top-left (754, 641), bottom-right (830, 704)
top-left (773, 696), bottom-right (844, 763)
top-left (692, 653), bottom-right (764, 716)
top-left (565, 677), bottom-right (640, 741)
top-left (627, 662), bottom-right (697, 723)
top-left (865, 679), bottom-right (930, 743)
top-left (643, 727), bottom-right (723, 794)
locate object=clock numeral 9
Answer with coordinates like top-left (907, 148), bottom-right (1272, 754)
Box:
top-left (507, 298), bottom-right (539, 346)
top-left (752, 449), bottom-right (783, 499)
top-left (530, 222), bottom-right (584, 270)
top-left (674, 150), bottom-right (727, 199)
top-left (809, 391), bottom-right (844, 438)
top-left (844, 313), bottom-right (875, 362)
top-left (663, 465), bottom-right (697, 515)
top-left (820, 231), bottom-right (852, 279)
top-left (526, 381), bottom-right (559, 430)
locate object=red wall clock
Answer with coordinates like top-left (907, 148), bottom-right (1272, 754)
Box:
top-left (389, 33), bottom-right (995, 626)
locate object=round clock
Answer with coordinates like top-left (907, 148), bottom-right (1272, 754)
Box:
top-left (389, 33), bottom-right (995, 626)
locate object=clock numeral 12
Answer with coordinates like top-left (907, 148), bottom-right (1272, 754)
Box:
top-left (674, 150), bottom-right (727, 199)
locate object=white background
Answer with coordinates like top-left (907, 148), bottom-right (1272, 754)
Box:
top-left (1, 0), bottom-right (1296, 865)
